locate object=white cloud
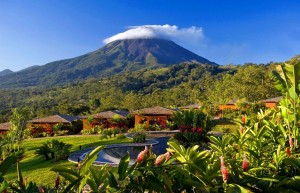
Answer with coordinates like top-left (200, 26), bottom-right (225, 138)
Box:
top-left (103, 24), bottom-right (204, 45)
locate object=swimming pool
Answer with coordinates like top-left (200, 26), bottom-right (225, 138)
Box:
top-left (79, 137), bottom-right (169, 165)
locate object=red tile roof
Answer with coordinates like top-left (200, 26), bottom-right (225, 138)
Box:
top-left (0, 122), bottom-right (11, 131)
top-left (81, 110), bottom-right (129, 119)
top-left (261, 96), bottom-right (282, 103)
top-left (29, 114), bottom-right (80, 123)
top-left (132, 106), bottom-right (175, 115)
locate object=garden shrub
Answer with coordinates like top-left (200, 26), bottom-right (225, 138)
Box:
top-left (102, 128), bottom-right (113, 139)
top-left (128, 123), bottom-right (147, 133)
top-left (54, 130), bottom-right (69, 136)
top-left (173, 108), bottom-right (211, 133)
top-left (81, 125), bottom-right (104, 135)
top-left (35, 140), bottom-right (71, 162)
top-left (51, 140), bottom-right (72, 161)
top-left (132, 133), bottom-right (146, 143)
top-left (116, 133), bottom-right (126, 139)
top-left (147, 124), bottom-right (161, 131)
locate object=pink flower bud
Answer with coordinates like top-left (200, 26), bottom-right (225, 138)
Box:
top-left (220, 156), bottom-right (228, 183)
top-left (137, 150), bottom-right (146, 163)
top-left (286, 147), bottom-right (291, 157)
top-left (38, 185), bottom-right (44, 193)
top-left (220, 156), bottom-right (225, 168)
top-left (137, 146), bottom-right (148, 164)
top-left (144, 146), bottom-right (149, 155)
top-left (277, 115), bottom-right (281, 125)
top-left (240, 126), bottom-right (244, 134)
top-left (221, 166), bottom-right (228, 183)
top-left (241, 115), bottom-right (246, 125)
top-left (242, 154), bottom-right (249, 172)
top-left (155, 154), bottom-right (166, 166)
top-left (289, 136), bottom-right (294, 148)
top-left (164, 152), bottom-right (171, 161)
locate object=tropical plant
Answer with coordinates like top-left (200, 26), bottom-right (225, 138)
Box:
top-left (273, 58), bottom-right (300, 150)
top-left (51, 140), bottom-right (72, 161)
top-left (0, 156), bottom-right (20, 193)
top-left (6, 108), bottom-right (28, 153)
top-left (35, 142), bottom-right (52, 160)
top-left (173, 108), bottom-right (211, 133)
top-left (132, 133), bottom-right (146, 143)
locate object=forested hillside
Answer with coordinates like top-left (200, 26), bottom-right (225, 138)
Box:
top-left (0, 62), bottom-right (280, 122)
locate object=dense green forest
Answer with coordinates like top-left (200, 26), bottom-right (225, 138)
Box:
top-left (0, 61), bottom-right (282, 122)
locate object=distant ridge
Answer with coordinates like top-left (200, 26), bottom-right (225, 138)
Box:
top-left (0, 38), bottom-right (216, 88)
top-left (0, 69), bottom-right (13, 77)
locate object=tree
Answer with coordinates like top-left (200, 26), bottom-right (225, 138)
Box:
top-left (7, 108), bottom-right (28, 152)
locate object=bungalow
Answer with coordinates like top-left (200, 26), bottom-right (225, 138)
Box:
top-left (81, 110), bottom-right (130, 130)
top-left (0, 122), bottom-right (11, 134)
top-left (132, 106), bottom-right (176, 128)
top-left (219, 99), bottom-right (239, 110)
top-left (261, 96), bottom-right (282, 108)
top-left (28, 114), bottom-right (82, 134)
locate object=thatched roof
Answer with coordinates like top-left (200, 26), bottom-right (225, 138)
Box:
top-left (95, 110), bottom-right (129, 119)
top-left (132, 106), bottom-right (175, 115)
top-left (82, 110), bottom-right (129, 119)
top-left (29, 114), bottom-right (80, 124)
top-left (261, 96), bottom-right (282, 103)
top-left (226, 99), bottom-right (239, 105)
top-left (0, 122), bottom-right (11, 131)
top-left (225, 99), bottom-right (249, 105)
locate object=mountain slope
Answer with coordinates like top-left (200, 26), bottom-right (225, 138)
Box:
top-left (0, 38), bottom-right (216, 88)
top-left (0, 69), bottom-right (13, 77)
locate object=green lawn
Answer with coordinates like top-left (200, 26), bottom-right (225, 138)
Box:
top-left (211, 118), bottom-right (239, 133)
top-left (4, 135), bottom-right (132, 187)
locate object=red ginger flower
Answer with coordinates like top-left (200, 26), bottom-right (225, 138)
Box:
top-left (55, 172), bottom-right (60, 190)
top-left (220, 156), bottom-right (225, 167)
top-left (240, 126), bottom-right (244, 134)
top-left (220, 156), bottom-right (228, 183)
top-left (137, 146), bottom-right (148, 163)
top-left (38, 185), bottom-right (44, 193)
top-left (286, 147), bottom-right (291, 157)
top-left (242, 154), bottom-right (249, 172)
top-left (164, 152), bottom-right (171, 161)
top-left (155, 154), bottom-right (166, 166)
top-left (241, 115), bottom-right (246, 125)
top-left (277, 115), bottom-right (281, 125)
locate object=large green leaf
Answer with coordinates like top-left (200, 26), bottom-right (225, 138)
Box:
top-left (118, 152), bottom-right (130, 180)
top-left (227, 183), bottom-right (253, 193)
top-left (80, 146), bottom-right (105, 175)
top-left (62, 178), bottom-right (82, 193)
top-left (273, 61), bottom-right (300, 95)
top-left (146, 174), bottom-right (165, 192)
top-left (0, 181), bottom-right (9, 192)
top-left (0, 156), bottom-right (17, 176)
top-left (283, 158), bottom-right (300, 170)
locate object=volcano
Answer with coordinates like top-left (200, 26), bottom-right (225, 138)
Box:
top-left (0, 38), bottom-right (216, 88)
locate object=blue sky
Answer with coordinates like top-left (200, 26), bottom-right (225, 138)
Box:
top-left (0, 0), bottom-right (300, 71)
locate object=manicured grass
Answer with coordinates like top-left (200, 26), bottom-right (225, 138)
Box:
top-left (211, 118), bottom-right (239, 133)
top-left (4, 135), bottom-right (132, 187)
